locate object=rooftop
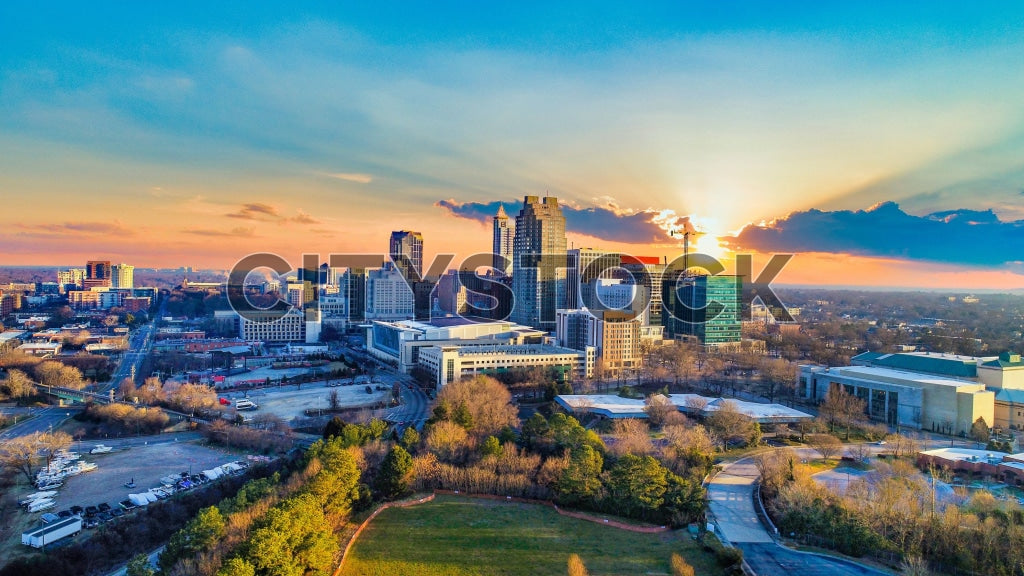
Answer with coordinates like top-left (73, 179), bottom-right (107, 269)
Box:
top-left (851, 350), bottom-right (996, 379)
top-left (833, 365), bottom-right (982, 388)
top-left (555, 395), bottom-right (648, 419)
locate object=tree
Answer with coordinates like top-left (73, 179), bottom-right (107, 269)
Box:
top-left (400, 426), bottom-right (420, 451)
top-left (435, 375), bottom-right (518, 437)
top-left (609, 418), bottom-right (653, 456)
top-left (521, 413), bottom-right (550, 450)
top-left (555, 445), bottom-right (604, 506)
top-left (38, 431), bottom-right (72, 468)
top-left (118, 377), bottom-right (138, 401)
top-left (425, 420), bottom-right (470, 462)
top-left (970, 417), bottom-right (990, 444)
top-left (480, 435), bottom-right (503, 458)
top-left (644, 394), bottom-right (676, 428)
top-left (328, 389), bottom-right (340, 411)
top-left (0, 433), bottom-right (40, 483)
top-left (603, 454), bottom-right (668, 520)
top-left (217, 558), bottom-right (256, 576)
top-left (807, 433), bottom-right (842, 461)
top-left (159, 506), bottom-right (226, 572)
top-left (819, 385), bottom-right (865, 440)
top-left (706, 401), bottom-right (756, 448)
top-left (671, 552), bottom-right (696, 576)
top-left (567, 554), bottom-right (589, 576)
top-left (376, 445), bottom-right (414, 499)
top-left (125, 554), bottom-right (155, 576)
top-left (2, 368), bottom-right (35, 398)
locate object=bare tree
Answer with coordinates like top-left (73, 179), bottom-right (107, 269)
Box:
top-left (610, 418), bottom-right (653, 456)
top-left (328, 389), bottom-right (340, 411)
top-left (0, 433), bottom-right (41, 483)
top-left (807, 433), bottom-right (842, 461)
top-left (846, 443), bottom-right (872, 464)
top-left (2, 368), bottom-right (36, 398)
top-left (644, 394), bottom-right (676, 428)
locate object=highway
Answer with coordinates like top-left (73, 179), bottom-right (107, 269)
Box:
top-left (0, 406), bottom-right (79, 440)
top-left (384, 373), bottom-right (431, 431)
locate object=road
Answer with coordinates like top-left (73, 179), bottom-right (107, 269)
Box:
top-left (0, 406), bottom-right (79, 440)
top-left (384, 374), bottom-right (431, 431)
top-left (103, 297), bottom-right (166, 393)
top-left (105, 545), bottom-right (164, 576)
top-left (707, 449), bottom-right (893, 576)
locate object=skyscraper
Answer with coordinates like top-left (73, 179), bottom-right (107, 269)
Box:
top-left (663, 274), bottom-right (742, 347)
top-left (85, 260), bottom-right (112, 289)
top-left (511, 195), bottom-right (567, 331)
top-left (111, 263), bottom-right (134, 289)
top-left (566, 248), bottom-right (621, 309)
top-left (492, 204), bottom-right (514, 275)
top-left (389, 231), bottom-right (424, 280)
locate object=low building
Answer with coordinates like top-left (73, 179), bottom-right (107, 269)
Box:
top-left (214, 309), bottom-right (320, 343)
top-left (418, 344), bottom-right (595, 388)
top-left (556, 393), bottom-right (813, 424)
top-left (798, 364), bottom-right (994, 435)
top-left (17, 342), bottom-right (62, 357)
top-left (0, 330), bottom-right (29, 353)
top-left (916, 447), bottom-right (1024, 485)
top-left (556, 308), bottom-right (641, 377)
top-left (366, 316), bottom-right (545, 372)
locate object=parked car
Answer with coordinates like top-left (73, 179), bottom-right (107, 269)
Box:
top-left (97, 502), bottom-right (111, 512)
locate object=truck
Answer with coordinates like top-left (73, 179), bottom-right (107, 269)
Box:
top-left (22, 516), bottom-right (82, 548)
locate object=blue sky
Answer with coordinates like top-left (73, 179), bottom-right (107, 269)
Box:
top-left (1, 2), bottom-right (1022, 287)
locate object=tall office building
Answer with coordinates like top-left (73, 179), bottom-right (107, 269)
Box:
top-left (84, 260), bottom-right (112, 289)
top-left (389, 231), bottom-right (424, 280)
top-left (492, 204), bottom-right (514, 275)
top-left (663, 274), bottom-right (742, 346)
top-left (366, 265), bottom-right (415, 321)
top-left (622, 256), bottom-right (666, 327)
top-left (567, 248), bottom-right (621, 309)
top-left (111, 263), bottom-right (134, 289)
top-left (343, 268), bottom-right (368, 323)
top-left (511, 195), bottom-right (567, 332)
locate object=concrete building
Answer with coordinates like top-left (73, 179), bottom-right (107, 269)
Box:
top-left (56, 268), bottom-right (85, 291)
top-left (365, 265), bottom-right (415, 321)
top-left (851, 350), bottom-right (1024, 431)
top-left (84, 260), bottom-right (112, 289)
top-left (0, 330), bottom-right (28, 353)
top-left (366, 316), bottom-right (545, 372)
top-left (556, 308), bottom-right (641, 377)
top-left (319, 295), bottom-right (349, 330)
top-left (436, 270), bottom-right (469, 315)
top-left (556, 393), bottom-right (812, 424)
top-left (492, 204), bottom-right (514, 276)
top-left (663, 274), bottom-right (742, 347)
top-left (343, 268), bottom-right (368, 324)
top-left (566, 248), bottom-right (621, 310)
top-left (418, 343), bottom-right (594, 388)
top-left (621, 256), bottom-right (666, 327)
top-left (111, 263), bottom-right (134, 289)
top-left (68, 289), bottom-right (122, 310)
top-left (215, 309), bottom-right (320, 343)
top-left (798, 364), bottom-right (994, 434)
top-left (389, 230), bottom-right (424, 280)
top-left (511, 195), bottom-right (567, 332)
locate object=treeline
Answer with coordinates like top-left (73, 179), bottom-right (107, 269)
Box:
top-left (157, 436), bottom-right (363, 576)
top-left (760, 450), bottom-right (1024, 575)
top-left (407, 376), bottom-right (708, 527)
top-left (81, 402), bottom-right (170, 435)
top-left (0, 460), bottom-right (287, 576)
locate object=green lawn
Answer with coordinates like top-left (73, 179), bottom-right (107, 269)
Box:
top-left (340, 495), bottom-right (726, 576)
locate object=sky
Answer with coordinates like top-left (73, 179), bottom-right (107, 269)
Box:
top-left (1, 2), bottom-right (1023, 289)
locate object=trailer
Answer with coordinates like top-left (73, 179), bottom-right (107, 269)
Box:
top-left (22, 517), bottom-right (82, 548)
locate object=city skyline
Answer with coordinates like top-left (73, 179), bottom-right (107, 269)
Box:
top-left (2, 3), bottom-right (1023, 289)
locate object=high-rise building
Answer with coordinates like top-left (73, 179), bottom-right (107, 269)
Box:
top-left (57, 268), bottom-right (85, 291)
top-left (111, 263), bottom-right (134, 289)
top-left (511, 195), bottom-right (567, 332)
top-left (663, 274), bottom-right (742, 346)
top-left (622, 256), bottom-right (667, 327)
top-left (389, 231), bottom-right (424, 280)
top-left (85, 260), bottom-right (112, 289)
top-left (366, 265), bottom-right (415, 321)
top-left (492, 204), bottom-right (514, 275)
top-left (567, 248), bottom-right (621, 309)
top-left (343, 268), bottom-right (368, 323)
top-left (556, 308), bottom-right (641, 377)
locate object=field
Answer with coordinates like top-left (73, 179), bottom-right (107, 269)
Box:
top-left (341, 495), bottom-right (727, 576)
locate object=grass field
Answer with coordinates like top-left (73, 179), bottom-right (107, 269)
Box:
top-left (340, 495), bottom-right (727, 576)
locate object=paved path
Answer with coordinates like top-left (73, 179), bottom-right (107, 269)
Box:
top-left (707, 451), bottom-right (892, 576)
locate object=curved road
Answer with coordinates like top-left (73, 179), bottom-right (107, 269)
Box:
top-left (707, 453), bottom-right (893, 576)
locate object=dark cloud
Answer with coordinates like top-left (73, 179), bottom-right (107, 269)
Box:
top-left (726, 201), bottom-right (1024, 267)
top-left (226, 203), bottom-right (281, 220)
top-left (436, 198), bottom-right (670, 244)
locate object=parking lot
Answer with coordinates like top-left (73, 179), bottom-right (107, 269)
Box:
top-left (225, 379), bottom-right (393, 422)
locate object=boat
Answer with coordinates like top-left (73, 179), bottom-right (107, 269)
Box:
top-left (90, 445), bottom-right (112, 454)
